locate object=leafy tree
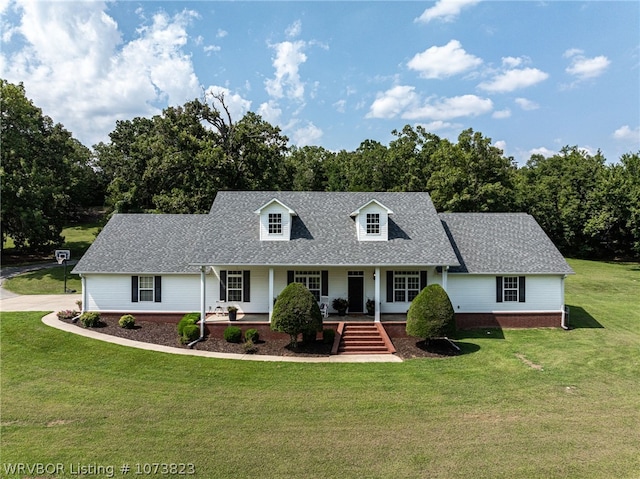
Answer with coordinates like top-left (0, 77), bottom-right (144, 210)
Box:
top-left (0, 80), bottom-right (85, 252)
top-left (387, 125), bottom-right (442, 192)
top-left (284, 145), bottom-right (332, 191)
top-left (428, 129), bottom-right (517, 212)
top-left (406, 284), bottom-right (455, 340)
top-left (271, 282), bottom-right (323, 347)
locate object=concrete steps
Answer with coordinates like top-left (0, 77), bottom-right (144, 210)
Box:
top-left (332, 322), bottom-right (396, 355)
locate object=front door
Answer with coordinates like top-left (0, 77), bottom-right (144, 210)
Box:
top-left (348, 272), bottom-right (364, 313)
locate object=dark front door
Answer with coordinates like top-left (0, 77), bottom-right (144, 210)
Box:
top-left (348, 274), bottom-right (364, 313)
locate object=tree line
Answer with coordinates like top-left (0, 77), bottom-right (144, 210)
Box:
top-left (2, 79), bottom-right (638, 260)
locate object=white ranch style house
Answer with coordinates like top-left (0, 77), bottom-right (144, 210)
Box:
top-left (73, 191), bottom-right (574, 330)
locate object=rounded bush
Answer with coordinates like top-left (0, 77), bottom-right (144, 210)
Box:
top-left (244, 328), bottom-right (259, 343)
top-left (406, 284), bottom-right (455, 340)
top-left (224, 326), bottom-right (242, 343)
top-left (302, 329), bottom-right (317, 343)
top-left (177, 313), bottom-right (199, 336)
top-left (119, 314), bottom-right (136, 329)
top-left (181, 324), bottom-right (200, 343)
top-left (80, 312), bottom-right (101, 328)
top-left (322, 328), bottom-right (336, 345)
top-left (271, 282), bottom-right (323, 347)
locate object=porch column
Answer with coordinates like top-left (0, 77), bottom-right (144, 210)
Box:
top-left (268, 267), bottom-right (274, 322)
top-left (81, 275), bottom-right (87, 313)
top-left (442, 266), bottom-right (448, 291)
top-left (374, 267), bottom-right (381, 322)
top-left (200, 266), bottom-right (207, 338)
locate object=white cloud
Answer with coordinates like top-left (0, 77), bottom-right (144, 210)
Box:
top-left (407, 40), bottom-right (482, 79)
top-left (291, 121), bottom-right (323, 146)
top-left (492, 109), bottom-right (511, 119)
top-left (502, 56), bottom-right (523, 68)
top-left (403, 94), bottom-right (493, 121)
top-left (257, 100), bottom-right (282, 125)
top-left (366, 85), bottom-right (420, 119)
top-left (515, 97), bottom-right (539, 110)
top-left (565, 51), bottom-right (610, 80)
top-left (494, 140), bottom-right (507, 153)
top-left (204, 45), bottom-right (221, 54)
top-left (416, 120), bottom-right (459, 131)
top-left (0, 2), bottom-right (201, 146)
top-left (478, 67), bottom-right (549, 93)
top-left (216, 29), bottom-right (227, 38)
top-left (529, 146), bottom-right (556, 158)
top-left (612, 125), bottom-right (640, 143)
top-left (264, 40), bottom-right (307, 101)
top-left (285, 19), bottom-right (302, 38)
top-left (415, 0), bottom-right (480, 24)
top-left (333, 99), bottom-right (347, 113)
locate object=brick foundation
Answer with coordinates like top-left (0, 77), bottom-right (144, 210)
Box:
top-left (98, 312), bottom-right (186, 324)
top-left (454, 312), bottom-right (562, 329)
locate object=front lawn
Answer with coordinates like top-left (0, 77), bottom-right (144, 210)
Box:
top-left (2, 266), bottom-right (81, 295)
top-left (1, 259), bottom-right (639, 478)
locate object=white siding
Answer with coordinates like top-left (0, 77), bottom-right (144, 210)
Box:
top-left (446, 274), bottom-right (564, 313)
top-left (85, 274), bottom-right (201, 313)
top-left (356, 203), bottom-right (389, 241)
top-left (258, 203), bottom-right (291, 241)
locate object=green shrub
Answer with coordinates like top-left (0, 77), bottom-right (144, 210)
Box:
top-left (181, 324), bottom-right (200, 344)
top-left (243, 339), bottom-right (257, 354)
top-left (177, 313), bottom-right (199, 336)
top-left (79, 312), bottom-right (101, 328)
top-left (244, 328), bottom-right (259, 342)
top-left (271, 282), bottom-right (323, 347)
top-left (224, 326), bottom-right (242, 343)
top-left (322, 328), bottom-right (336, 345)
top-left (119, 314), bottom-right (136, 329)
top-left (406, 284), bottom-right (455, 340)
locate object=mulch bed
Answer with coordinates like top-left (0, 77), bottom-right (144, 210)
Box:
top-left (59, 316), bottom-right (459, 360)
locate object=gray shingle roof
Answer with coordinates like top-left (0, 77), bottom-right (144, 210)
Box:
top-left (191, 191), bottom-right (460, 267)
top-left (439, 213), bottom-right (574, 274)
top-left (72, 214), bottom-right (206, 274)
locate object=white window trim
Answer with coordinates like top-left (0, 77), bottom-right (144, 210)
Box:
top-left (139, 275), bottom-right (154, 302)
top-left (294, 271), bottom-right (322, 301)
top-left (268, 213), bottom-right (283, 235)
top-left (503, 276), bottom-right (520, 302)
top-left (393, 271), bottom-right (420, 303)
top-left (227, 270), bottom-right (244, 302)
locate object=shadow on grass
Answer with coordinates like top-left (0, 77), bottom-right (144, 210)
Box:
top-left (566, 305), bottom-right (604, 329)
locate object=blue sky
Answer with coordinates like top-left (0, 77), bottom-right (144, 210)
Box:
top-left (1, 1), bottom-right (638, 164)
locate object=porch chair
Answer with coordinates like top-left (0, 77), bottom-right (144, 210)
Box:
top-left (319, 296), bottom-right (330, 318)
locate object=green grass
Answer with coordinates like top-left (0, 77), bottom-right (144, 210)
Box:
top-left (2, 221), bottom-right (100, 293)
top-left (2, 259), bottom-right (639, 478)
top-left (2, 266), bottom-right (81, 294)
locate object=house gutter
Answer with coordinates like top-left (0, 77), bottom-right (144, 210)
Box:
top-left (188, 265), bottom-right (208, 348)
top-left (560, 275), bottom-right (569, 330)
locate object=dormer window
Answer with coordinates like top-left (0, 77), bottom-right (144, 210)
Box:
top-left (255, 198), bottom-right (296, 241)
top-left (268, 213), bottom-right (282, 235)
top-left (366, 213), bottom-right (380, 235)
top-left (351, 199), bottom-right (393, 241)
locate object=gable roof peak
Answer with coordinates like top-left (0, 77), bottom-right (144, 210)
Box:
top-left (349, 198), bottom-right (394, 217)
top-left (253, 198), bottom-right (297, 216)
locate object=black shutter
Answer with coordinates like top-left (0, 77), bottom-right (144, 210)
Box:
top-left (387, 271), bottom-right (394, 303)
top-left (154, 276), bottom-right (162, 302)
top-left (220, 270), bottom-right (227, 301)
top-left (518, 276), bottom-right (526, 302)
top-left (243, 270), bottom-right (251, 302)
top-left (287, 270), bottom-right (294, 284)
top-left (496, 276), bottom-right (503, 303)
top-left (321, 270), bottom-right (329, 296)
top-left (420, 271), bottom-right (428, 290)
top-left (131, 276), bottom-right (139, 303)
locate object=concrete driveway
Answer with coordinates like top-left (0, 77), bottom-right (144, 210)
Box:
top-left (0, 293), bottom-right (82, 312)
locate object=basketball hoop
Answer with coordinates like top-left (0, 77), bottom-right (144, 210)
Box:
top-left (55, 249), bottom-right (70, 264)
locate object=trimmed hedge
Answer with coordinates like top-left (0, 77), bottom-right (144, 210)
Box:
top-left (244, 328), bottom-right (259, 343)
top-left (177, 313), bottom-right (200, 336)
top-left (224, 326), bottom-right (242, 343)
top-left (322, 328), bottom-right (336, 345)
top-left (79, 312), bottom-right (101, 328)
top-left (406, 284), bottom-right (455, 340)
top-left (181, 324), bottom-right (200, 344)
top-left (271, 282), bottom-right (323, 347)
top-left (119, 314), bottom-right (136, 329)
